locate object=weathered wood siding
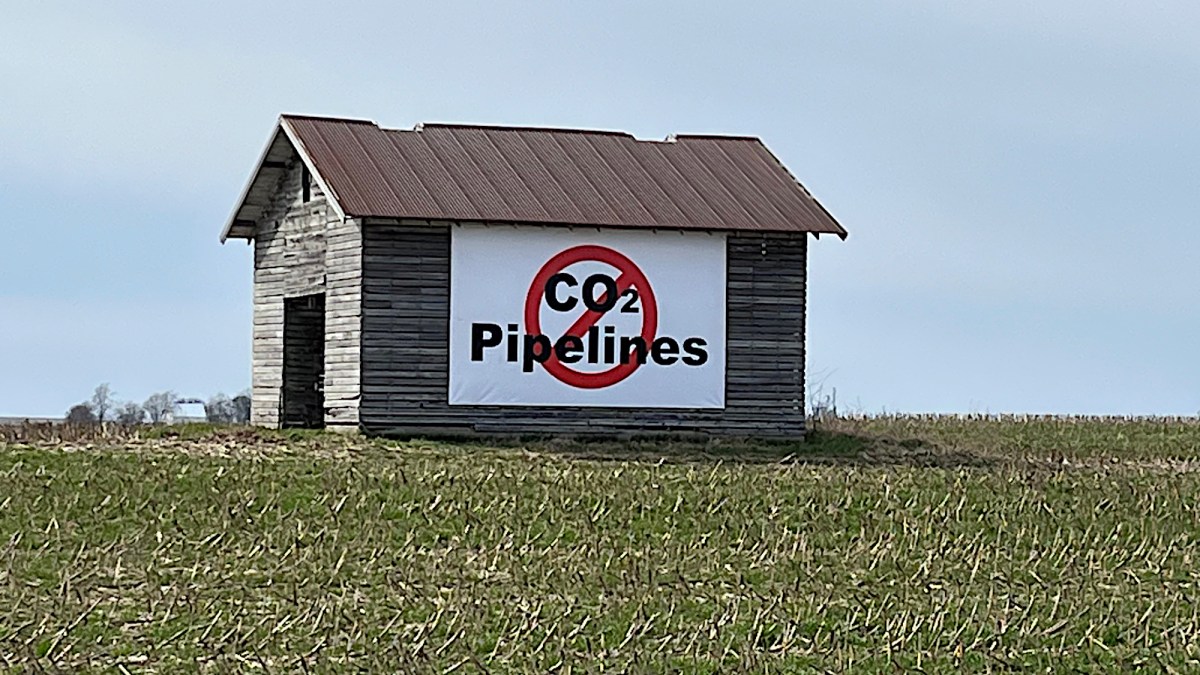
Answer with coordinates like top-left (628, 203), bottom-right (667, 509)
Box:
top-left (251, 156), bottom-right (361, 428)
top-left (360, 219), bottom-right (806, 437)
top-left (323, 218), bottom-right (363, 429)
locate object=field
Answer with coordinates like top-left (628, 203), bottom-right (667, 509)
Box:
top-left (2, 417), bottom-right (1200, 672)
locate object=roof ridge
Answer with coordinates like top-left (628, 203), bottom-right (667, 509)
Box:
top-left (415, 122), bottom-right (635, 138)
top-left (277, 115), bottom-right (764, 143)
top-left (671, 133), bottom-right (763, 142)
top-left (280, 113), bottom-right (376, 125)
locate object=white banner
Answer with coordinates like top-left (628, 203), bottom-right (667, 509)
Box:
top-left (449, 224), bottom-right (726, 408)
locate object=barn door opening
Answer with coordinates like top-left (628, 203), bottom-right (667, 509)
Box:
top-left (282, 293), bottom-right (325, 429)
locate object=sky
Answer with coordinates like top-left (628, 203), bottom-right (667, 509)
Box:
top-left (1, 0), bottom-right (1197, 417)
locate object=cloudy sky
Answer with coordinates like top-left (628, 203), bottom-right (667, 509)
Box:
top-left (2, 1), bottom-right (1197, 416)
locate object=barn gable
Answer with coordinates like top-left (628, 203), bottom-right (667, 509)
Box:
top-left (222, 116), bottom-right (360, 241)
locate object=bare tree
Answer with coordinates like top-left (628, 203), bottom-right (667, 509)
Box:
top-left (806, 367), bottom-right (838, 420)
top-left (232, 391), bottom-right (251, 424)
top-left (90, 383), bottom-right (114, 423)
top-left (143, 391), bottom-right (177, 424)
top-left (115, 402), bottom-right (145, 425)
top-left (205, 394), bottom-right (236, 424)
top-left (65, 403), bottom-right (97, 424)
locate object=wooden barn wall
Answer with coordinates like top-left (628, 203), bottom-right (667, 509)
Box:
top-left (251, 155), bottom-right (360, 428)
top-left (359, 219), bottom-right (806, 437)
top-left (323, 218), bottom-right (363, 429)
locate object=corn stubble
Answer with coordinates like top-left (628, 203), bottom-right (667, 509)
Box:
top-left (2, 417), bottom-right (1200, 672)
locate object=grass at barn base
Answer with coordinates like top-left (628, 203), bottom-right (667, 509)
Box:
top-left (2, 418), bottom-right (1200, 672)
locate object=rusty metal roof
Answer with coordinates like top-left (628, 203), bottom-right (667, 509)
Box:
top-left (223, 114), bottom-right (847, 240)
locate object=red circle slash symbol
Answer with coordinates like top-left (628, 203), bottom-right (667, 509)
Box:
top-left (524, 245), bottom-right (658, 389)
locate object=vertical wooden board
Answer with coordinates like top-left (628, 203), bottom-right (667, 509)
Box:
top-left (322, 218), bottom-right (362, 428)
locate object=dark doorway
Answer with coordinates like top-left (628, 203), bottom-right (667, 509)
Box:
top-left (282, 293), bottom-right (325, 428)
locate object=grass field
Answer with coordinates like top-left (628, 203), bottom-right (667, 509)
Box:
top-left (2, 417), bottom-right (1200, 672)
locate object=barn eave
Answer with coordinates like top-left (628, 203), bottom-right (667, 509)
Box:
top-left (220, 116), bottom-right (348, 243)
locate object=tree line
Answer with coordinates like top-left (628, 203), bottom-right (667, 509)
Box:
top-left (65, 384), bottom-right (251, 425)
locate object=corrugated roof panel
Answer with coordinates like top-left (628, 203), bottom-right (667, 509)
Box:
top-left (628, 142), bottom-right (729, 229)
top-left (678, 139), bottom-right (792, 229)
top-left (224, 114), bottom-right (848, 238)
top-left (530, 131), bottom-right (638, 225)
top-left (585, 135), bottom-right (689, 226)
top-left (417, 128), bottom-right (522, 223)
top-left (435, 127), bottom-right (553, 222)
top-left (695, 138), bottom-right (805, 226)
top-left (348, 124), bottom-right (443, 220)
top-left (483, 130), bottom-right (591, 224)
top-left (382, 130), bottom-right (482, 220)
top-left (578, 134), bottom-right (665, 226)
top-left (659, 141), bottom-right (758, 230)
top-left (517, 131), bottom-right (615, 223)
top-left (728, 140), bottom-right (841, 233)
top-left (316, 120), bottom-right (407, 217)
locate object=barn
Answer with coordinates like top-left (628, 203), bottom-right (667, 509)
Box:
top-left (221, 114), bottom-right (846, 437)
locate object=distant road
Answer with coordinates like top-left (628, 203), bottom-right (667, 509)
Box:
top-left (0, 417), bottom-right (59, 425)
